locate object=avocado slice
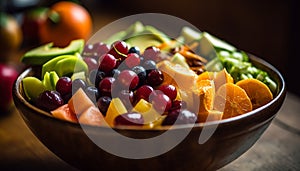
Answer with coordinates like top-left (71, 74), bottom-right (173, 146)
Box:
top-left (22, 77), bottom-right (46, 101)
top-left (42, 55), bottom-right (75, 78)
top-left (21, 39), bottom-right (85, 65)
top-left (125, 34), bottom-right (165, 52)
top-left (54, 57), bottom-right (88, 77)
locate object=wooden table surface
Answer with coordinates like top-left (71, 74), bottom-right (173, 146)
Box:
top-left (0, 92), bottom-right (299, 171)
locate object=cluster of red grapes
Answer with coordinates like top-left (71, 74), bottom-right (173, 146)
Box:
top-left (36, 40), bottom-right (198, 126)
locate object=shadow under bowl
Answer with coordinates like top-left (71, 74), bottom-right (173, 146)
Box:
top-left (13, 54), bottom-right (286, 171)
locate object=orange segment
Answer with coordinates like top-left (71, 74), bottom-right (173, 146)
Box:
top-left (236, 78), bottom-right (273, 109)
top-left (196, 69), bottom-right (233, 90)
top-left (214, 83), bottom-right (252, 119)
top-left (194, 79), bottom-right (215, 115)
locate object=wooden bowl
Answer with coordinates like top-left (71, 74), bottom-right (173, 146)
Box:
top-left (13, 54), bottom-right (286, 170)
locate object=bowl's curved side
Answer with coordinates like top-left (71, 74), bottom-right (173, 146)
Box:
top-left (12, 54), bottom-right (286, 171)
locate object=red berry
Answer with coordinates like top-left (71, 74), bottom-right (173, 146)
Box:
top-left (117, 70), bottom-right (139, 90)
top-left (151, 92), bottom-right (172, 114)
top-left (158, 84), bottom-right (177, 101)
top-left (98, 54), bottom-right (117, 73)
top-left (125, 53), bottom-right (140, 68)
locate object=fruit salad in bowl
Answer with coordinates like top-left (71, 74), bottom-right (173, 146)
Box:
top-left (13, 15), bottom-right (286, 170)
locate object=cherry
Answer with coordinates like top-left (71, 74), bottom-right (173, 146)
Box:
top-left (162, 109), bottom-right (198, 125)
top-left (125, 53), bottom-right (140, 68)
top-left (117, 70), bottom-right (139, 90)
top-left (98, 54), bottom-right (117, 73)
top-left (56, 76), bottom-right (72, 96)
top-left (135, 85), bottom-right (154, 102)
top-left (98, 77), bottom-right (115, 97)
top-left (93, 42), bottom-right (110, 57)
top-left (146, 69), bottom-right (164, 87)
top-left (158, 84), bottom-right (177, 101)
top-left (151, 92), bottom-right (172, 114)
top-left (143, 46), bottom-right (160, 62)
top-left (115, 112), bottom-right (144, 126)
top-left (108, 41), bottom-right (128, 60)
top-left (170, 100), bottom-right (187, 111)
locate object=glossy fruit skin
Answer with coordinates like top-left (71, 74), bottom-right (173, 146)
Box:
top-left (108, 41), bottom-right (128, 60)
top-left (0, 64), bottom-right (18, 111)
top-left (97, 96), bottom-right (111, 115)
top-left (98, 77), bottom-right (115, 97)
top-left (98, 54), bottom-right (117, 74)
top-left (72, 79), bottom-right (87, 93)
top-left (158, 84), bottom-right (177, 101)
top-left (131, 65), bottom-right (146, 86)
top-left (146, 69), bottom-right (164, 87)
top-left (114, 112), bottom-right (144, 126)
top-left (0, 13), bottom-right (22, 59)
top-left (56, 76), bottom-right (72, 96)
top-left (36, 90), bottom-right (64, 112)
top-left (117, 70), bottom-right (139, 90)
top-left (134, 85), bottom-right (154, 103)
top-left (39, 1), bottom-right (92, 47)
top-left (151, 92), bottom-right (172, 114)
top-left (162, 109), bottom-right (198, 125)
top-left (125, 53), bottom-right (140, 68)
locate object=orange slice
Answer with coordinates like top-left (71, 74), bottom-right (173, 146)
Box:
top-left (196, 69), bottom-right (233, 90)
top-left (214, 83), bottom-right (252, 119)
top-left (236, 78), bottom-right (273, 109)
top-left (194, 79), bottom-right (215, 115)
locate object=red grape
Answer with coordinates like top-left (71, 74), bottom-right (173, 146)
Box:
top-left (98, 54), bottom-right (117, 73)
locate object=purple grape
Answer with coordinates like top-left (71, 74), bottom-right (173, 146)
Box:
top-left (117, 70), bottom-right (139, 90)
top-left (142, 60), bottom-right (157, 73)
top-left (162, 109), bottom-right (198, 125)
top-left (98, 77), bottom-right (115, 97)
top-left (151, 92), bottom-right (172, 114)
top-left (135, 85), bottom-right (154, 102)
top-left (97, 96), bottom-right (111, 115)
top-left (83, 57), bottom-right (98, 72)
top-left (115, 112), bottom-right (144, 126)
top-left (85, 86), bottom-right (100, 102)
top-left (128, 46), bottom-right (140, 55)
top-left (56, 76), bottom-right (72, 96)
top-left (158, 84), bottom-right (177, 101)
top-left (36, 90), bottom-right (64, 112)
top-left (143, 46), bottom-right (160, 62)
top-left (131, 65), bottom-right (146, 86)
top-left (72, 79), bottom-right (87, 93)
top-left (146, 69), bottom-right (164, 87)
top-left (89, 69), bottom-right (105, 86)
top-left (125, 53), bottom-right (140, 68)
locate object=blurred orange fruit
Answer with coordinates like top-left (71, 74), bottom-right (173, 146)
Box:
top-left (39, 1), bottom-right (92, 47)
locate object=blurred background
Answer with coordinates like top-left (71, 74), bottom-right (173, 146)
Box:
top-left (1, 0), bottom-right (299, 96)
